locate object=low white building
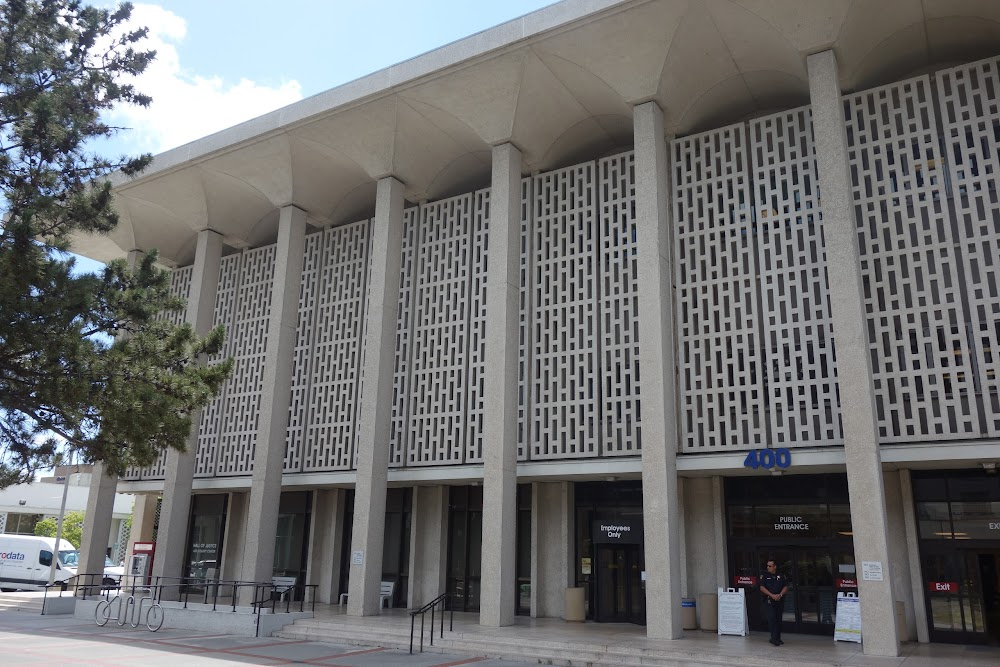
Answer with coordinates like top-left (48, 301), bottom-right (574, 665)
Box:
top-left (0, 471), bottom-right (133, 563)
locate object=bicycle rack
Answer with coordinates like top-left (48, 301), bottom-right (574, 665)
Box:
top-left (96, 592), bottom-right (163, 632)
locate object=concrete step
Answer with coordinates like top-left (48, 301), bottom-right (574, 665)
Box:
top-left (275, 621), bottom-right (839, 667)
top-left (0, 594), bottom-right (44, 613)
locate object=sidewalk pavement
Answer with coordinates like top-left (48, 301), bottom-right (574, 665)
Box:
top-left (4, 607), bottom-right (1000, 666)
top-left (0, 610), bottom-right (518, 667)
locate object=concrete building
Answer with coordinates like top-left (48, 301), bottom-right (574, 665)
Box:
top-left (72, 0), bottom-right (1000, 656)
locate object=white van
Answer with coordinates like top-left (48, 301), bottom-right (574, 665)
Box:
top-left (0, 534), bottom-right (78, 591)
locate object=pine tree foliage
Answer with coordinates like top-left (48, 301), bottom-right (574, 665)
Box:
top-left (0, 1), bottom-right (232, 488)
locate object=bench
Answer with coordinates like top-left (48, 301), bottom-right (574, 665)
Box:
top-left (338, 581), bottom-right (395, 610)
top-left (272, 576), bottom-right (297, 602)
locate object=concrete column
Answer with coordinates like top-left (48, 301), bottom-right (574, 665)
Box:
top-left (684, 477), bottom-right (725, 611)
top-left (884, 470), bottom-right (916, 641)
top-left (899, 469), bottom-right (929, 643)
top-left (808, 49), bottom-right (900, 657)
top-left (407, 485), bottom-right (448, 608)
top-left (479, 143), bottom-right (523, 627)
top-left (220, 491), bottom-right (248, 582)
top-left (125, 494), bottom-right (158, 561)
top-left (153, 229), bottom-right (223, 586)
top-left (239, 206), bottom-right (306, 588)
top-left (530, 482), bottom-right (574, 618)
top-left (308, 489), bottom-right (345, 604)
top-left (712, 476), bottom-right (727, 589)
top-left (348, 177), bottom-right (405, 616)
top-left (633, 101), bottom-right (683, 640)
top-left (79, 462), bottom-right (118, 578)
top-left (677, 477), bottom-right (688, 598)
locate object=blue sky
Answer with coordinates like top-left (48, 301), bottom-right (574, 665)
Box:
top-left (104, 1), bottom-right (557, 155)
top-left (149, 1), bottom-right (557, 99)
top-left (70, 0), bottom-right (556, 275)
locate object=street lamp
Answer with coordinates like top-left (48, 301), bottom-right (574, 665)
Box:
top-left (47, 474), bottom-right (71, 585)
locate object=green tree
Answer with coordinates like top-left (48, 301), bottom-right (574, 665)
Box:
top-left (0, 1), bottom-right (232, 487)
top-left (34, 509), bottom-right (85, 548)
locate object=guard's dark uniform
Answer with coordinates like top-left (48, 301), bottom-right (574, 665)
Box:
top-left (759, 570), bottom-right (789, 644)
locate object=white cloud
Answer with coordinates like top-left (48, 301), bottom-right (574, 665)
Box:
top-left (104, 4), bottom-right (303, 155)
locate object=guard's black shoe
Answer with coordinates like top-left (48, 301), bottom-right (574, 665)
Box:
top-left (769, 639), bottom-right (779, 646)
top-left (777, 640), bottom-right (784, 645)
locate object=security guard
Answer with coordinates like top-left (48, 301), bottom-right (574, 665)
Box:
top-left (759, 559), bottom-right (789, 646)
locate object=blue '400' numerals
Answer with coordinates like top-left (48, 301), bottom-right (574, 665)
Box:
top-left (743, 448), bottom-right (791, 470)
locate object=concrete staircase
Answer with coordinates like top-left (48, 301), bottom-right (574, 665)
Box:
top-left (0, 592), bottom-right (44, 613)
top-left (275, 617), bottom-right (843, 667)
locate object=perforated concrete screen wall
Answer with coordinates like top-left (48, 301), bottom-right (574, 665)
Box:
top-left (845, 76), bottom-right (978, 442)
top-left (751, 107), bottom-right (842, 447)
top-left (938, 58), bottom-right (1000, 437)
top-left (674, 123), bottom-right (766, 451)
top-left (121, 55), bottom-right (1000, 479)
top-left (290, 219), bottom-right (372, 472)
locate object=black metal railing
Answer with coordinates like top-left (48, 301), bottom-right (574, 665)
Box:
top-left (43, 572), bottom-right (119, 609)
top-left (146, 576), bottom-right (317, 616)
top-left (409, 592), bottom-right (452, 654)
top-left (42, 572), bottom-right (316, 632)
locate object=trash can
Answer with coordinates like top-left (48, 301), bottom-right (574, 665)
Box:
top-left (681, 597), bottom-right (697, 630)
top-left (895, 600), bottom-right (907, 641)
top-left (698, 593), bottom-right (718, 631)
top-left (565, 587), bottom-right (585, 622)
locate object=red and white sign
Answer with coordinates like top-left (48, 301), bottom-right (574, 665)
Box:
top-left (928, 581), bottom-right (959, 593)
top-left (733, 575), bottom-right (757, 586)
top-left (836, 578), bottom-right (858, 589)
top-left (132, 541), bottom-right (155, 554)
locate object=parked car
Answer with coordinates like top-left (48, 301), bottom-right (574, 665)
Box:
top-left (103, 557), bottom-right (125, 586)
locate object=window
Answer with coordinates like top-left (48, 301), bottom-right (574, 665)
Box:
top-left (5, 513), bottom-right (43, 534)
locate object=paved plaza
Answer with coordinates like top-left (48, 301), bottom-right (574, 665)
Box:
top-left (0, 610), bottom-right (518, 667)
top-left (2, 607), bottom-right (1000, 666)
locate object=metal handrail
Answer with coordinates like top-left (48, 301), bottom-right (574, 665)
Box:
top-left (146, 577), bottom-right (317, 616)
top-left (43, 573), bottom-right (316, 625)
top-left (409, 592), bottom-right (452, 654)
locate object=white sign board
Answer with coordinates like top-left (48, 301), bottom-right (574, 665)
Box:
top-left (717, 587), bottom-right (748, 636)
top-left (351, 550), bottom-right (364, 566)
top-left (861, 561), bottom-right (883, 581)
top-left (834, 592), bottom-right (862, 643)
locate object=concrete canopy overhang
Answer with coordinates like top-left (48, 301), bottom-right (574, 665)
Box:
top-left (73, 0), bottom-right (1000, 266)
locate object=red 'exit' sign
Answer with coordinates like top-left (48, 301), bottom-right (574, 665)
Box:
top-left (928, 581), bottom-right (959, 593)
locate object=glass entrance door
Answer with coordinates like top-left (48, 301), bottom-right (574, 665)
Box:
top-left (770, 547), bottom-right (847, 635)
top-left (595, 544), bottom-right (645, 624)
top-left (731, 546), bottom-right (848, 635)
top-left (923, 547), bottom-right (1000, 645)
top-left (977, 550), bottom-right (1000, 646)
